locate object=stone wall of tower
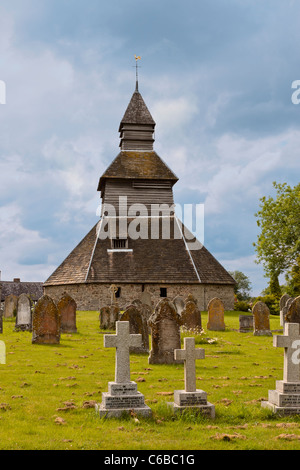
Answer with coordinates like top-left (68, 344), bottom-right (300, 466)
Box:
top-left (44, 282), bottom-right (235, 312)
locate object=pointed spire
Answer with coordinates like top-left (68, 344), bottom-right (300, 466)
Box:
top-left (134, 55), bottom-right (141, 92)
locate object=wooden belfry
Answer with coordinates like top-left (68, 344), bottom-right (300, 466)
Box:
top-left (44, 58), bottom-right (235, 310)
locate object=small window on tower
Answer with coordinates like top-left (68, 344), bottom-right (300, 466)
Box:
top-left (112, 238), bottom-right (128, 249)
top-left (160, 287), bottom-right (167, 298)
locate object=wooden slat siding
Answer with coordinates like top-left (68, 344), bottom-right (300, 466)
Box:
top-left (102, 179), bottom-right (175, 215)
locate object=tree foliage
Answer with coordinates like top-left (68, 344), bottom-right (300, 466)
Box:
top-left (228, 270), bottom-right (252, 300)
top-left (253, 182), bottom-right (300, 282)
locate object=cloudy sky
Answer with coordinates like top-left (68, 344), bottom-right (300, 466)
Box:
top-left (0, 0), bottom-right (300, 296)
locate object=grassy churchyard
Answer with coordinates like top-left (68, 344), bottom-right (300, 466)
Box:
top-left (0, 310), bottom-right (300, 451)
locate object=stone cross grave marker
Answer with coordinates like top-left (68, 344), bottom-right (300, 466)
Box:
top-left (262, 323), bottom-right (300, 415)
top-left (104, 321), bottom-right (142, 383)
top-left (95, 321), bottom-right (152, 418)
top-left (167, 337), bottom-right (215, 418)
top-left (109, 284), bottom-right (118, 305)
top-left (175, 337), bottom-right (204, 392)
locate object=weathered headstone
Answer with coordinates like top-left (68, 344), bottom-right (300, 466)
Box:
top-left (148, 298), bottom-right (183, 364)
top-left (262, 323), bottom-right (300, 415)
top-left (95, 321), bottom-right (152, 418)
top-left (239, 314), bottom-right (253, 333)
top-left (207, 297), bottom-right (225, 331)
top-left (280, 294), bottom-right (291, 326)
top-left (57, 293), bottom-right (77, 333)
top-left (252, 301), bottom-right (272, 336)
top-left (181, 295), bottom-right (202, 332)
top-left (32, 295), bottom-right (61, 344)
top-left (0, 310), bottom-right (3, 334)
top-left (168, 337), bottom-right (215, 418)
top-left (120, 304), bottom-right (149, 353)
top-left (99, 305), bottom-right (120, 330)
top-left (286, 296), bottom-right (300, 325)
top-left (173, 296), bottom-right (185, 315)
top-left (15, 294), bottom-right (32, 331)
top-left (4, 294), bottom-right (18, 318)
top-left (140, 291), bottom-right (152, 308)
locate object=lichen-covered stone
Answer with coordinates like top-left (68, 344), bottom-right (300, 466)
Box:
top-left (57, 292), bottom-right (77, 333)
top-left (15, 293), bottom-right (32, 332)
top-left (148, 298), bottom-right (183, 364)
top-left (181, 295), bottom-right (202, 332)
top-left (119, 304), bottom-right (149, 353)
top-left (32, 295), bottom-right (61, 344)
top-left (252, 301), bottom-right (272, 336)
top-left (207, 297), bottom-right (225, 331)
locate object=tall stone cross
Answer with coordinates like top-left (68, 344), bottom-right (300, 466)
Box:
top-left (104, 321), bottom-right (142, 383)
top-left (274, 322), bottom-right (300, 382)
top-left (174, 337), bottom-right (205, 392)
top-left (109, 284), bottom-right (118, 305)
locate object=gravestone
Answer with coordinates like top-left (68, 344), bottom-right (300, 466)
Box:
top-left (286, 296), bottom-right (300, 324)
top-left (262, 323), bottom-right (300, 415)
top-left (181, 295), bottom-right (202, 332)
top-left (4, 294), bottom-right (18, 318)
top-left (99, 305), bottom-right (120, 330)
top-left (168, 337), bottom-right (215, 418)
top-left (207, 297), bottom-right (225, 331)
top-left (252, 301), bottom-right (272, 336)
top-left (173, 296), bottom-right (185, 315)
top-left (281, 297), bottom-right (294, 327)
top-left (95, 321), bottom-right (152, 418)
top-left (57, 293), bottom-right (77, 333)
top-left (32, 295), bottom-right (61, 344)
top-left (140, 291), bottom-right (152, 308)
top-left (280, 294), bottom-right (291, 326)
top-left (0, 341), bottom-right (5, 364)
top-left (239, 314), bottom-right (253, 333)
top-left (148, 298), bottom-right (183, 364)
top-left (15, 294), bottom-right (32, 331)
top-left (119, 304), bottom-right (149, 353)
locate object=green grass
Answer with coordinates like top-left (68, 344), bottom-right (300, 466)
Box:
top-left (0, 310), bottom-right (300, 450)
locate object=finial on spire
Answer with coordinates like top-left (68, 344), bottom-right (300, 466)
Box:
top-left (134, 55), bottom-right (141, 91)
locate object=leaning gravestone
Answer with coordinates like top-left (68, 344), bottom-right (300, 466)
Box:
top-left (239, 314), bottom-right (253, 333)
top-left (95, 321), bottom-right (152, 418)
top-left (148, 298), bottom-right (183, 364)
top-left (99, 305), bottom-right (120, 330)
top-left (168, 337), bottom-right (215, 418)
top-left (262, 323), bottom-right (300, 415)
top-left (207, 298), bottom-right (225, 331)
top-left (252, 301), bottom-right (272, 336)
top-left (181, 295), bottom-right (202, 332)
top-left (15, 294), bottom-right (32, 331)
top-left (119, 304), bottom-right (149, 353)
top-left (32, 295), bottom-right (61, 344)
top-left (286, 296), bottom-right (300, 325)
top-left (4, 294), bottom-right (18, 318)
top-left (57, 293), bottom-right (77, 333)
top-left (280, 294), bottom-right (291, 326)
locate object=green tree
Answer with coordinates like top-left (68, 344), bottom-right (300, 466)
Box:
top-left (228, 270), bottom-right (252, 300)
top-left (285, 255), bottom-right (300, 297)
top-left (253, 182), bottom-right (300, 290)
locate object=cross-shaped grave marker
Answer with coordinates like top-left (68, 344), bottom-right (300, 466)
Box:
top-left (174, 337), bottom-right (205, 392)
top-left (274, 322), bottom-right (300, 383)
top-left (104, 321), bottom-right (142, 383)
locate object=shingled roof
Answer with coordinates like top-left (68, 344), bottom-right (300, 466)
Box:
top-left (1, 280), bottom-right (44, 302)
top-left (97, 151), bottom-right (178, 192)
top-left (44, 217), bottom-right (235, 287)
top-left (119, 90), bottom-right (156, 129)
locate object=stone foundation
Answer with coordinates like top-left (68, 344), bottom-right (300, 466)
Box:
top-left (44, 282), bottom-right (234, 312)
